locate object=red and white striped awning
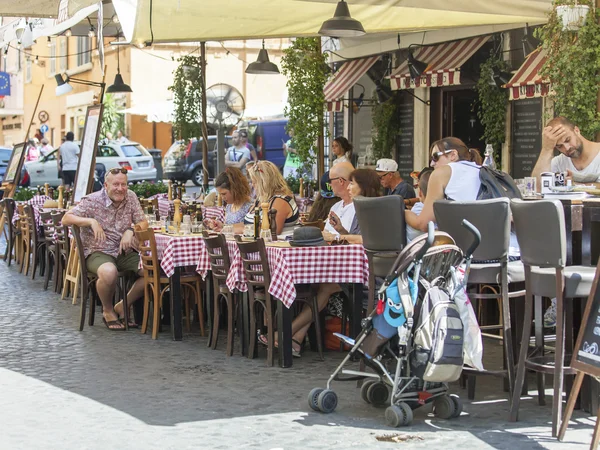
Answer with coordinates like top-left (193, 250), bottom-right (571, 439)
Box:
top-left (504, 48), bottom-right (550, 101)
top-left (324, 56), bottom-right (378, 112)
top-left (389, 36), bottom-right (490, 90)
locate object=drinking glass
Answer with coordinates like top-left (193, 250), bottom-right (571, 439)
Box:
top-left (244, 224), bottom-right (254, 237)
top-left (222, 225), bottom-right (234, 237)
top-left (260, 229), bottom-right (273, 242)
top-left (524, 177), bottom-right (536, 196)
top-left (180, 223), bottom-right (191, 235)
top-left (192, 223), bottom-right (203, 234)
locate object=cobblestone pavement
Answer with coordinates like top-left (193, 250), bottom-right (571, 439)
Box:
top-left (0, 241), bottom-right (596, 449)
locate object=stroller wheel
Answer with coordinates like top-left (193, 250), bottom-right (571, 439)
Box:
top-left (308, 388), bottom-right (324, 412)
top-left (360, 380), bottom-right (376, 404)
top-left (367, 382), bottom-right (389, 407)
top-left (449, 394), bottom-right (463, 418)
top-left (385, 403), bottom-right (413, 427)
top-left (317, 389), bottom-right (338, 414)
top-left (433, 395), bottom-right (457, 420)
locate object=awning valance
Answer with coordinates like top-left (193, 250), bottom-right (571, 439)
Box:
top-left (504, 48), bottom-right (549, 100)
top-left (389, 35), bottom-right (490, 90)
top-left (324, 56), bottom-right (378, 112)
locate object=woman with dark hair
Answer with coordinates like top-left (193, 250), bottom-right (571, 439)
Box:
top-left (205, 167), bottom-right (252, 232)
top-left (331, 136), bottom-right (353, 166)
top-left (307, 171), bottom-right (339, 222)
top-left (406, 136), bottom-right (482, 232)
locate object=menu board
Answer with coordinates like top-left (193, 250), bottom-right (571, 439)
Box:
top-left (395, 93), bottom-right (414, 179)
top-left (573, 261), bottom-right (600, 376)
top-left (511, 98), bottom-right (543, 179)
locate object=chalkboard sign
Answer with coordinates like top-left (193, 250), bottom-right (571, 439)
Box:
top-left (573, 260), bottom-right (600, 376)
top-left (395, 93), bottom-right (414, 180)
top-left (511, 98), bottom-right (542, 179)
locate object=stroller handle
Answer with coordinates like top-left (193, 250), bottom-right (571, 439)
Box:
top-left (461, 219), bottom-right (481, 258)
top-left (413, 221), bottom-right (436, 262)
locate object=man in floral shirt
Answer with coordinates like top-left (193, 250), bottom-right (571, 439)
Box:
top-left (62, 168), bottom-right (148, 330)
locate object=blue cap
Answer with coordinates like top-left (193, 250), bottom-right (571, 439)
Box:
top-left (320, 171), bottom-right (335, 198)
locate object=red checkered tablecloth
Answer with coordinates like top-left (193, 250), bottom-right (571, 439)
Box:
top-left (154, 233), bottom-right (207, 277)
top-left (12, 196), bottom-right (52, 227)
top-left (227, 243), bottom-right (369, 308)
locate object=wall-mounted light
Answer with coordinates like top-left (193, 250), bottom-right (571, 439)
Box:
top-left (407, 45), bottom-right (428, 79)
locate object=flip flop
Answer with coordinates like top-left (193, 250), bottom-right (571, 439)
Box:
top-left (102, 317), bottom-right (126, 331)
top-left (259, 333), bottom-right (301, 358)
top-left (120, 318), bottom-right (139, 329)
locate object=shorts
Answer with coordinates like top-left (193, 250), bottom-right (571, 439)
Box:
top-left (86, 251), bottom-right (140, 275)
top-left (62, 170), bottom-right (76, 186)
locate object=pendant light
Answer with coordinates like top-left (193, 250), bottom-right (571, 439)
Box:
top-left (107, 43), bottom-right (133, 93)
top-left (319, 0), bottom-right (365, 37)
top-left (245, 40), bottom-right (280, 75)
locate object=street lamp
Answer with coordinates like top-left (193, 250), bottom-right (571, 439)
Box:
top-left (55, 73), bottom-right (106, 103)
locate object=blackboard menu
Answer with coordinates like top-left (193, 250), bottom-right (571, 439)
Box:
top-left (511, 98), bottom-right (542, 179)
top-left (395, 94), bottom-right (414, 180)
top-left (575, 263), bottom-right (600, 374)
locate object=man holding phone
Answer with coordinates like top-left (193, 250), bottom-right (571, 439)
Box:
top-left (323, 162), bottom-right (357, 238)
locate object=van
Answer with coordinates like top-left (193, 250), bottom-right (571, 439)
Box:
top-left (247, 119), bottom-right (289, 169)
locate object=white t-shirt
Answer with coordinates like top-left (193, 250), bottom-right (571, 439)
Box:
top-left (332, 154), bottom-right (350, 166)
top-left (446, 161), bottom-right (481, 201)
top-left (60, 141), bottom-right (80, 171)
top-left (227, 146), bottom-right (251, 174)
top-left (551, 152), bottom-right (600, 182)
top-left (324, 199), bottom-right (355, 236)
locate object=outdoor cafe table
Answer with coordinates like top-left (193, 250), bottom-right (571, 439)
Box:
top-left (155, 197), bottom-right (225, 222)
top-left (216, 241), bottom-right (370, 367)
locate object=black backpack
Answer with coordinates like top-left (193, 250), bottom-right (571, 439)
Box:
top-left (477, 166), bottom-right (522, 200)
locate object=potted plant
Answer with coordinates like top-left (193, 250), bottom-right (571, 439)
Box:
top-left (556, 2), bottom-right (590, 31)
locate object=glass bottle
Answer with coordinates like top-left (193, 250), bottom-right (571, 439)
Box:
top-left (483, 144), bottom-right (497, 170)
top-left (253, 207), bottom-right (260, 239)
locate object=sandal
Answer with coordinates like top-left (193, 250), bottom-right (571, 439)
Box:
top-left (102, 317), bottom-right (125, 331)
top-left (120, 318), bottom-right (139, 329)
top-left (258, 333), bottom-right (302, 358)
top-left (291, 339), bottom-right (303, 358)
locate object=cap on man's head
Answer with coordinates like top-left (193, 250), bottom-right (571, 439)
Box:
top-left (320, 171), bottom-right (335, 198)
top-left (375, 158), bottom-right (398, 172)
top-left (66, 131), bottom-right (75, 141)
top-left (239, 130), bottom-right (248, 138)
top-left (41, 138), bottom-right (49, 145)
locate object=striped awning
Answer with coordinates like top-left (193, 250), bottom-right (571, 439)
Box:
top-left (504, 48), bottom-right (550, 101)
top-left (324, 56), bottom-right (379, 112)
top-left (389, 35), bottom-right (490, 90)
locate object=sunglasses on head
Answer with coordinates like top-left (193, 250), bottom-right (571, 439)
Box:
top-left (108, 167), bottom-right (128, 175)
top-left (431, 149), bottom-right (455, 162)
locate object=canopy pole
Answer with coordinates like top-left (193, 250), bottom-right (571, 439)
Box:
top-left (317, 39), bottom-right (325, 181)
top-left (200, 42), bottom-right (209, 193)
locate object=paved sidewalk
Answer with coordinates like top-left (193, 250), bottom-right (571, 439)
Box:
top-left (0, 244), bottom-right (596, 449)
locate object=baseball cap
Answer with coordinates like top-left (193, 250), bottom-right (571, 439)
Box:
top-left (375, 158), bottom-right (398, 172)
top-left (320, 171), bottom-right (335, 198)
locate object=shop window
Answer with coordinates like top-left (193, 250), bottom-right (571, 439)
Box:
top-left (49, 41), bottom-right (56, 75)
top-left (76, 37), bottom-right (91, 67)
top-left (59, 38), bottom-right (67, 72)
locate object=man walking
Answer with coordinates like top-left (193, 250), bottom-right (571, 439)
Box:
top-left (58, 132), bottom-right (80, 186)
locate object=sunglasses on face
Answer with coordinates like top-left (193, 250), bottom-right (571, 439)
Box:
top-left (378, 172), bottom-right (391, 180)
top-left (108, 167), bottom-right (128, 175)
top-left (329, 177), bottom-right (346, 183)
top-left (431, 149), bottom-right (455, 163)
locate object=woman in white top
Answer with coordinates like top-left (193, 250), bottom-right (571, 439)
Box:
top-left (331, 136), bottom-right (353, 166)
top-left (405, 137), bottom-right (483, 231)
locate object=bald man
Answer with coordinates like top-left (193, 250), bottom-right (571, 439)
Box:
top-left (323, 161), bottom-right (357, 237)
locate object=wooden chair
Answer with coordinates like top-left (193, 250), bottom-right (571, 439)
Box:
top-left (136, 227), bottom-right (205, 339)
top-left (1, 199), bottom-right (19, 266)
top-left (24, 205), bottom-right (46, 280)
top-left (52, 211), bottom-right (68, 294)
top-left (71, 225), bottom-right (134, 331)
top-left (235, 236), bottom-right (324, 364)
top-left (203, 232), bottom-right (238, 356)
top-left (18, 204), bottom-right (31, 275)
top-left (40, 211), bottom-right (57, 291)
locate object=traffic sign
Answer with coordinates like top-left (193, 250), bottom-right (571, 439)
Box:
top-left (40, 124), bottom-right (49, 134)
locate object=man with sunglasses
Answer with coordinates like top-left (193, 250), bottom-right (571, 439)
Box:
top-left (323, 162), bottom-right (358, 238)
top-left (62, 167), bottom-right (148, 331)
top-left (375, 158), bottom-right (416, 199)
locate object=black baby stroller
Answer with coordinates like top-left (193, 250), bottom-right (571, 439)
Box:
top-left (308, 220), bottom-right (481, 427)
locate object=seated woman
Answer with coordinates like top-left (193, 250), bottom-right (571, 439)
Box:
top-left (305, 171), bottom-right (339, 223)
top-left (204, 167), bottom-right (252, 232)
top-left (259, 168), bottom-right (381, 356)
top-left (405, 137), bottom-right (482, 232)
top-left (244, 160), bottom-right (299, 236)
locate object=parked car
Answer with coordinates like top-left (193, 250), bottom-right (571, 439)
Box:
top-left (24, 140), bottom-right (157, 187)
top-left (247, 119), bottom-right (289, 168)
top-left (163, 136), bottom-right (231, 186)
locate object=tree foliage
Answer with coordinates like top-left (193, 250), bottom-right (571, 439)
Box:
top-left (371, 91), bottom-right (403, 161)
top-left (536, 1), bottom-right (600, 139)
top-left (168, 55), bottom-right (203, 141)
top-left (281, 38), bottom-right (329, 169)
top-left (100, 93), bottom-right (125, 139)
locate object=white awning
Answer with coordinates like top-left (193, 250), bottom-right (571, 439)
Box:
top-left (120, 100), bottom-right (174, 123)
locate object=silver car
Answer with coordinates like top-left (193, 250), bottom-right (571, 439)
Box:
top-left (24, 140), bottom-right (157, 187)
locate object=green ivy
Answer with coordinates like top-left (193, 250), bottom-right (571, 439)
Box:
top-left (168, 55), bottom-right (203, 141)
top-left (100, 93), bottom-right (125, 140)
top-left (128, 181), bottom-right (168, 199)
top-left (281, 38), bottom-right (329, 168)
top-left (13, 188), bottom-right (37, 202)
top-left (474, 53), bottom-right (509, 160)
top-left (371, 90), bottom-right (402, 161)
top-left (284, 174), bottom-right (317, 194)
top-left (536, 1), bottom-right (600, 139)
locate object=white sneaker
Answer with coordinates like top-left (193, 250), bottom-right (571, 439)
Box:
top-left (543, 298), bottom-right (557, 328)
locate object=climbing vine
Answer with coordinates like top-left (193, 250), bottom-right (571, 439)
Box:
top-left (168, 55), bottom-right (203, 142)
top-left (281, 37), bottom-right (329, 168)
top-left (371, 90), bottom-right (402, 161)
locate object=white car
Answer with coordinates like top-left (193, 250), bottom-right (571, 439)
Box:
top-left (24, 140), bottom-right (157, 187)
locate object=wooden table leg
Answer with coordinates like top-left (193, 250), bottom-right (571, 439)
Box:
top-left (239, 292), bottom-right (249, 357)
top-left (170, 266), bottom-right (183, 341)
top-left (277, 302), bottom-right (293, 368)
top-left (206, 273), bottom-right (214, 348)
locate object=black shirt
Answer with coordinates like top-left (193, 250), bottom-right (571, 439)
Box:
top-left (387, 180), bottom-right (416, 199)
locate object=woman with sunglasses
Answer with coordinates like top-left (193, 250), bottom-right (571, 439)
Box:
top-left (405, 137), bottom-right (482, 232)
top-left (244, 161), bottom-right (299, 235)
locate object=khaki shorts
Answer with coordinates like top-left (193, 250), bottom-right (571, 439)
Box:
top-left (86, 251), bottom-right (140, 275)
